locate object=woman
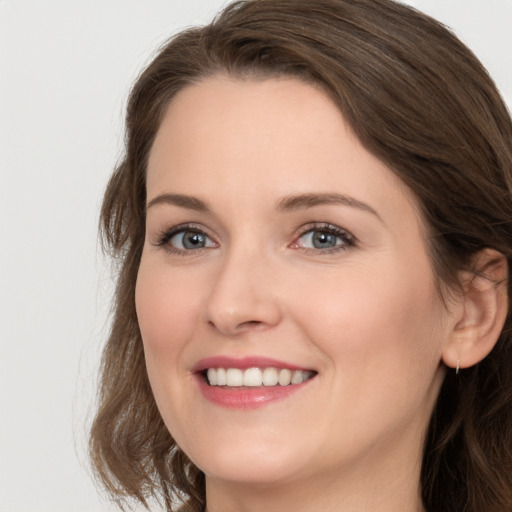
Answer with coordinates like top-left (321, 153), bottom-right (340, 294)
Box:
top-left (89, 0), bottom-right (512, 510)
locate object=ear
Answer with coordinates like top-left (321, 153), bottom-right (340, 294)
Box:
top-left (442, 248), bottom-right (508, 371)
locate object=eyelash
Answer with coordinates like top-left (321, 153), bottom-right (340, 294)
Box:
top-left (153, 222), bottom-right (356, 255)
top-left (291, 223), bottom-right (356, 254)
top-left (154, 223), bottom-right (218, 255)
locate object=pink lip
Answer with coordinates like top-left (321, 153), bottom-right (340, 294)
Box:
top-left (192, 356), bottom-right (316, 410)
top-left (192, 356), bottom-right (307, 372)
top-left (194, 374), bottom-right (313, 409)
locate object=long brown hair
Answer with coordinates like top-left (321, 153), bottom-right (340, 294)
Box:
top-left (90, 1), bottom-right (512, 510)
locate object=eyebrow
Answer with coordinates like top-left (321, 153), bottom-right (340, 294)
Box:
top-left (146, 191), bottom-right (382, 221)
top-left (147, 193), bottom-right (210, 212)
top-left (276, 193), bottom-right (382, 220)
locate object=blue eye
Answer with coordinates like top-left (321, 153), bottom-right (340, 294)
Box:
top-left (295, 225), bottom-right (354, 252)
top-left (155, 225), bottom-right (217, 253)
top-left (170, 230), bottom-right (215, 250)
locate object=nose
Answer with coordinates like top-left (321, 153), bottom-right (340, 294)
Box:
top-left (203, 247), bottom-right (282, 335)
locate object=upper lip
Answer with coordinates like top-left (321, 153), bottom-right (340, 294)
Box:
top-left (192, 356), bottom-right (313, 373)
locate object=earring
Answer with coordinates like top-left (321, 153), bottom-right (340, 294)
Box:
top-left (456, 360), bottom-right (460, 375)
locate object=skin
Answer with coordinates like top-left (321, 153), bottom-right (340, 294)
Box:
top-left (136, 76), bottom-right (465, 512)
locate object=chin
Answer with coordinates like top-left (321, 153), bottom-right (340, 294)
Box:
top-left (180, 428), bottom-right (314, 485)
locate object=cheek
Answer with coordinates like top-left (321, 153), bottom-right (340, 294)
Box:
top-left (135, 261), bottom-right (202, 358)
top-left (290, 258), bottom-right (444, 380)
top-left (134, 260), bottom-right (204, 429)
top-left (134, 265), bottom-right (211, 448)
top-left (289, 261), bottom-right (445, 448)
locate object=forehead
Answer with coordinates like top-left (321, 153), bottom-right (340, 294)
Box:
top-left (148, 76), bottom-right (342, 176)
top-left (147, 76), bottom-right (421, 231)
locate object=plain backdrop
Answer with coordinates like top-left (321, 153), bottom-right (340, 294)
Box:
top-left (1, 1), bottom-right (511, 511)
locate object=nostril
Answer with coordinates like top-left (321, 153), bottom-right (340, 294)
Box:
top-left (208, 318), bottom-right (266, 334)
top-left (238, 320), bottom-right (264, 329)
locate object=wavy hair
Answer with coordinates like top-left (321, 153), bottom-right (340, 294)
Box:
top-left (90, 1), bottom-right (512, 510)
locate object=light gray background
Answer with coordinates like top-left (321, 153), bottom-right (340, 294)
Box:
top-left (1, 1), bottom-right (511, 511)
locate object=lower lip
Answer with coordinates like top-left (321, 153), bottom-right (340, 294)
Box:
top-left (195, 374), bottom-right (313, 409)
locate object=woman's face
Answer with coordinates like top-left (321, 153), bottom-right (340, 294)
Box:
top-left (136, 77), bottom-right (454, 488)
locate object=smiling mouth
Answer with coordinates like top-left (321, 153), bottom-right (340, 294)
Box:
top-left (203, 367), bottom-right (317, 387)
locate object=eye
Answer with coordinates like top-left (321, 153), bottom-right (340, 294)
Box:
top-left (292, 224), bottom-right (355, 253)
top-left (155, 225), bottom-right (217, 253)
top-left (171, 230), bottom-right (216, 250)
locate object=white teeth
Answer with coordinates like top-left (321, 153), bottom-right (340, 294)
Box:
top-left (278, 369), bottom-right (292, 386)
top-left (217, 368), bottom-right (227, 385)
top-left (262, 367), bottom-right (279, 386)
top-left (205, 367), bottom-right (314, 387)
top-left (226, 368), bottom-right (243, 386)
top-left (207, 368), bottom-right (217, 385)
top-left (243, 367), bottom-right (263, 387)
top-left (291, 370), bottom-right (303, 385)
